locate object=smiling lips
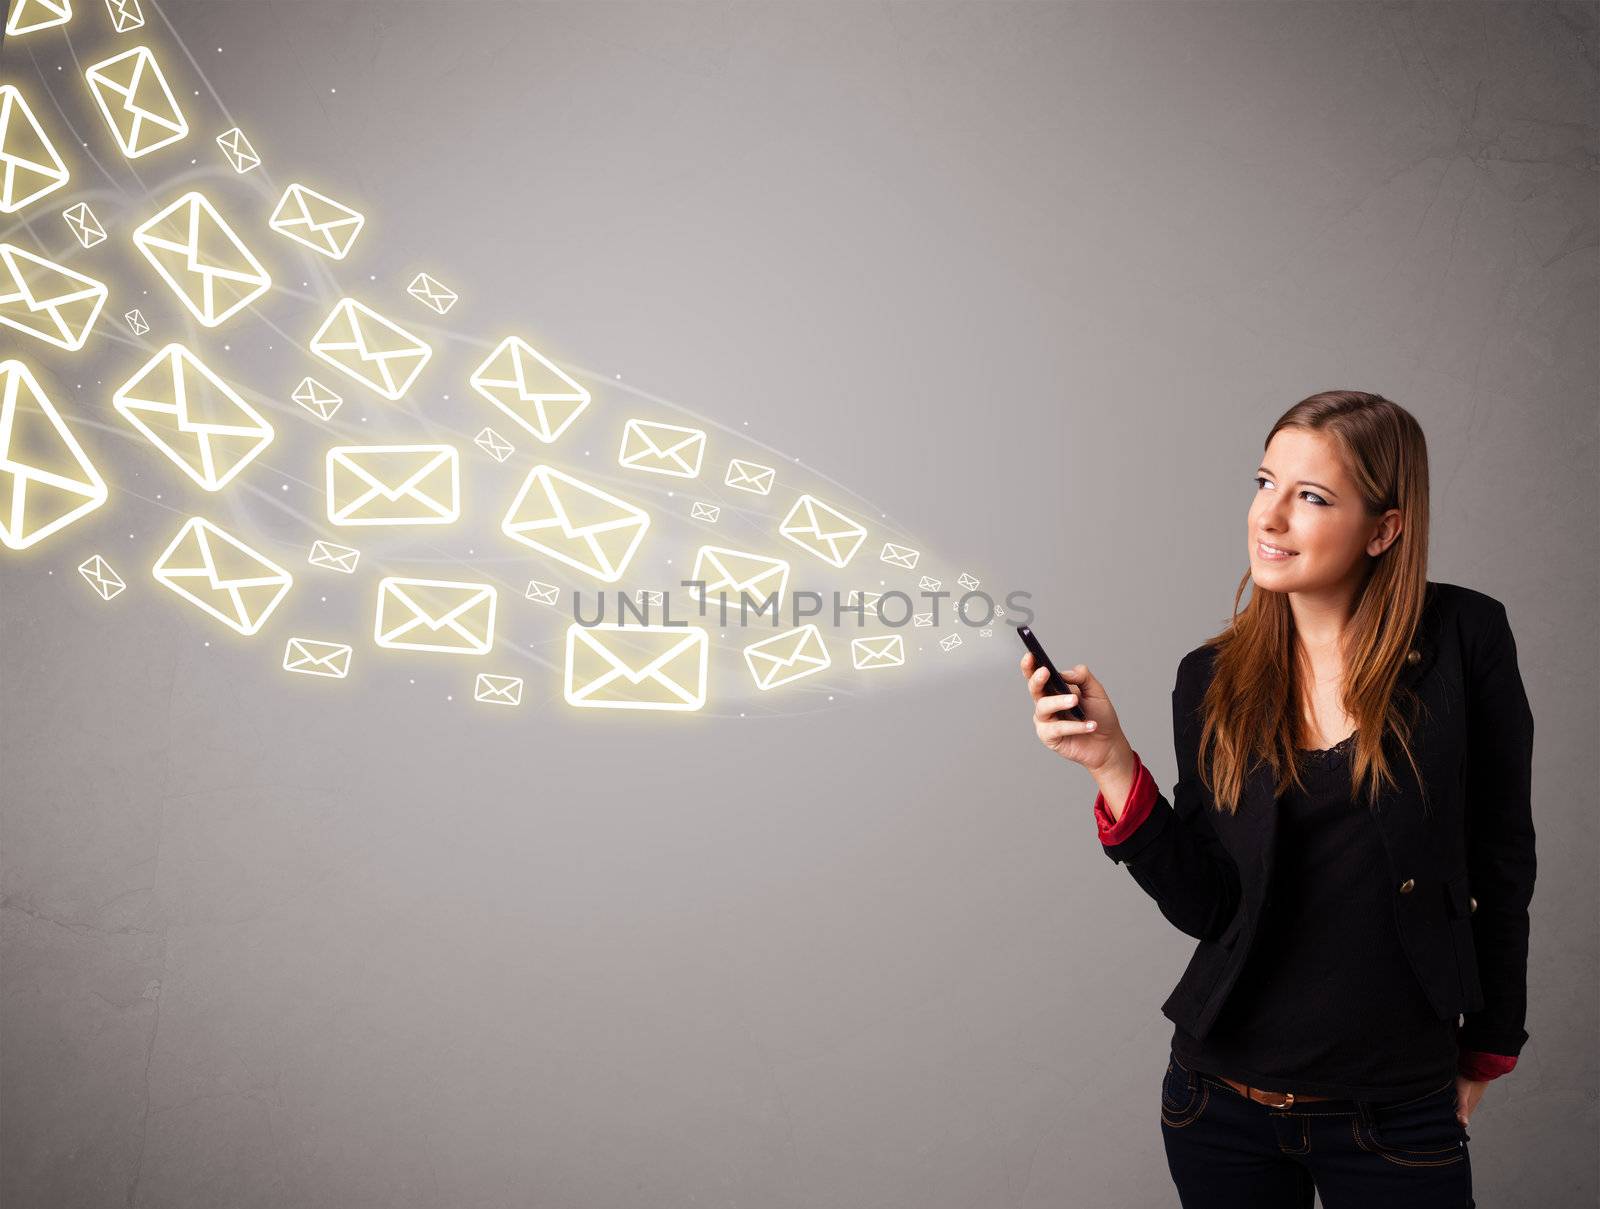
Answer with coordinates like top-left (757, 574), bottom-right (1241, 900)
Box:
top-left (1258, 540), bottom-right (1297, 558)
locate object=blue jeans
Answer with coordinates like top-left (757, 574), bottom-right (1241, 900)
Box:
top-left (1160, 1050), bottom-right (1474, 1208)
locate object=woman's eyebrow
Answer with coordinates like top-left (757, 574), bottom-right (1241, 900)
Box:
top-left (1256, 466), bottom-right (1339, 498)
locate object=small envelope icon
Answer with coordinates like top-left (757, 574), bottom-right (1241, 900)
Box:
top-left (79, 555), bottom-right (125, 601)
top-left (912, 612), bottom-right (933, 628)
top-left (114, 344), bottom-right (275, 492)
top-left (725, 458), bottom-right (775, 496)
top-left (269, 182), bottom-right (364, 260)
top-left (308, 539), bottom-right (360, 574)
top-left (635, 590), bottom-right (665, 609)
top-left (940, 633), bottom-right (963, 652)
top-left (779, 494), bottom-right (868, 568)
top-left (744, 624), bottom-right (831, 692)
top-left (84, 46), bottom-right (188, 160)
top-left (564, 623), bottom-right (708, 712)
top-left (851, 634), bottom-right (905, 670)
top-left (957, 572), bottom-right (981, 591)
top-left (474, 673), bottom-right (523, 706)
top-left (846, 590), bottom-right (882, 618)
top-left (62, 203), bottom-right (106, 248)
top-left (618, 418), bottom-right (706, 479)
top-left (979, 628), bottom-right (993, 638)
top-left (0, 85), bottom-right (70, 214)
top-left (7, 0), bottom-right (72, 36)
top-left (283, 638), bottom-right (352, 679)
top-left (469, 336), bottom-right (590, 444)
top-left (690, 545), bottom-right (790, 608)
top-left (215, 127), bottom-right (260, 173)
top-left (124, 309), bottom-right (148, 335)
top-left (152, 516), bottom-right (293, 636)
top-left (308, 297), bottom-right (432, 400)
top-left (326, 444), bottom-right (459, 526)
top-left (690, 502), bottom-right (720, 523)
top-left (501, 465), bottom-right (650, 583)
top-left (106, 0), bottom-right (145, 34)
top-left (374, 577), bottom-right (496, 655)
top-left (292, 376), bottom-right (342, 421)
top-left (132, 191), bottom-right (271, 328)
top-left (0, 244), bottom-right (108, 351)
top-left (474, 427), bottom-right (514, 462)
top-left (406, 272), bottom-right (457, 315)
top-left (525, 580), bottom-right (560, 607)
top-left (918, 576), bottom-right (942, 593)
top-left (880, 542), bottom-right (920, 570)
top-left (0, 359), bottom-right (108, 550)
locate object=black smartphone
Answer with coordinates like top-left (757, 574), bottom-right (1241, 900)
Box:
top-left (1017, 626), bottom-right (1087, 722)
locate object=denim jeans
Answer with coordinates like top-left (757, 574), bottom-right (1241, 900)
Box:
top-left (1160, 1050), bottom-right (1474, 1208)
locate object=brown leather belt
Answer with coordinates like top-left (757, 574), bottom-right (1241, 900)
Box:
top-left (1214, 1074), bottom-right (1336, 1107)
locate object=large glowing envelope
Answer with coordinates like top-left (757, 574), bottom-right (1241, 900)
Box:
top-left (851, 634), bottom-right (905, 670)
top-left (501, 465), bottom-right (650, 583)
top-left (0, 244), bottom-right (107, 351)
top-left (282, 638), bottom-right (352, 679)
top-left (779, 493), bottom-right (868, 568)
top-left (618, 418), bottom-right (706, 478)
top-left (308, 297), bottom-right (432, 401)
top-left (689, 545), bottom-right (790, 608)
top-left (84, 46), bottom-right (188, 159)
top-left (268, 183), bottom-right (364, 260)
top-left (469, 336), bottom-right (590, 444)
top-left (0, 85), bottom-right (70, 213)
top-left (0, 359), bottom-right (108, 550)
top-left (152, 516), bottom-right (292, 636)
top-left (326, 444), bottom-right (459, 526)
top-left (131, 191), bottom-right (271, 328)
top-left (7, 0), bottom-right (72, 36)
top-left (744, 624), bottom-right (831, 691)
top-left (564, 623), bottom-right (708, 712)
top-left (373, 576), bottom-right (496, 655)
top-left (113, 344), bottom-right (274, 492)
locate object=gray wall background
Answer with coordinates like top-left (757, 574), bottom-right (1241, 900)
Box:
top-left (2, 2), bottom-right (1595, 1206)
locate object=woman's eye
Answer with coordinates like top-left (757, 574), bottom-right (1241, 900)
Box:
top-left (1303, 491), bottom-right (1329, 506)
top-left (1253, 477), bottom-right (1328, 505)
top-left (1253, 476), bottom-right (1270, 489)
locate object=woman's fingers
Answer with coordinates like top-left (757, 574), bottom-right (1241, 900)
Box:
top-left (1024, 665), bottom-right (1050, 701)
top-left (1039, 718), bottom-right (1098, 743)
top-left (1033, 692), bottom-right (1077, 721)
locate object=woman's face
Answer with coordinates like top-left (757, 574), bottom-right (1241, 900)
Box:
top-left (1247, 427), bottom-right (1396, 595)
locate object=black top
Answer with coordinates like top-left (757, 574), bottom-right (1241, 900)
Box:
top-left (1170, 730), bottom-right (1459, 1100)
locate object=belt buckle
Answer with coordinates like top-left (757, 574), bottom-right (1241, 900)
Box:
top-left (1266, 1090), bottom-right (1295, 1108)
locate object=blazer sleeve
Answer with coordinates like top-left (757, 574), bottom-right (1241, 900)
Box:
top-left (1100, 654), bottom-right (1243, 943)
top-left (1457, 598), bottom-right (1537, 1057)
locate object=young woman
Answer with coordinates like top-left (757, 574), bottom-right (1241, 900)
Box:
top-left (1020, 391), bottom-right (1535, 1208)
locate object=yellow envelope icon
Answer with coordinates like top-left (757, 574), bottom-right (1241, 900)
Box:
top-left (84, 46), bottom-right (188, 159)
top-left (308, 539), bottom-right (360, 574)
top-left (689, 545), bottom-right (790, 608)
top-left (851, 634), bottom-right (905, 670)
top-left (744, 624), bottom-right (831, 691)
top-left (474, 673), bottom-right (523, 706)
top-left (283, 638), bottom-right (352, 679)
top-left (725, 458), bottom-right (775, 495)
top-left (474, 427), bottom-right (514, 462)
top-left (0, 244), bottom-right (108, 350)
top-left (292, 376), bottom-right (342, 421)
top-left (564, 624), bottom-right (708, 712)
top-left (215, 127), bottom-right (259, 173)
top-left (7, 0), bottom-right (72, 38)
top-left (469, 336), bottom-right (590, 444)
top-left (524, 580), bottom-right (559, 606)
top-left (308, 297), bottom-right (432, 401)
top-left (406, 272), bottom-right (457, 315)
top-left (78, 555), bottom-right (125, 601)
top-left (326, 444), bottom-right (459, 527)
top-left (501, 465), bottom-right (650, 583)
top-left (779, 494), bottom-right (868, 568)
top-left (690, 501), bottom-right (720, 523)
top-left (269, 182), bottom-right (364, 260)
top-left (131, 191), bottom-right (271, 328)
top-left (0, 86), bottom-right (70, 213)
top-left (374, 577), bottom-right (496, 655)
top-left (618, 418), bottom-right (706, 479)
top-left (152, 516), bottom-right (292, 636)
top-left (113, 344), bottom-right (274, 492)
top-left (880, 542), bottom-right (920, 570)
top-left (62, 202), bottom-right (105, 248)
top-left (106, 0), bottom-right (144, 33)
top-left (0, 360), bottom-right (107, 550)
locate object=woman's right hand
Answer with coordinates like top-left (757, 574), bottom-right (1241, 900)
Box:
top-left (1020, 653), bottom-right (1131, 774)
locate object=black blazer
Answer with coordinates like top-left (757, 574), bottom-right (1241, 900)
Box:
top-left (1102, 580), bottom-right (1536, 1058)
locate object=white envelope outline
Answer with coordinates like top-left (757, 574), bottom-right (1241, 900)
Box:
top-left (618, 418), bottom-right (706, 478)
top-left (564, 623), bottom-right (708, 711)
top-left (326, 445), bottom-right (459, 526)
top-left (690, 545), bottom-right (790, 607)
top-left (283, 638), bottom-right (352, 678)
top-left (744, 624), bottom-right (831, 691)
top-left (779, 494), bottom-right (868, 568)
top-left (501, 465), bottom-right (650, 583)
top-left (374, 577), bottom-right (496, 654)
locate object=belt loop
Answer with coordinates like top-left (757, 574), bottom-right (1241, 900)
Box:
top-left (1356, 1098), bottom-right (1377, 1128)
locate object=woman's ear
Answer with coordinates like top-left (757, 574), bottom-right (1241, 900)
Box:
top-left (1367, 509), bottom-right (1403, 556)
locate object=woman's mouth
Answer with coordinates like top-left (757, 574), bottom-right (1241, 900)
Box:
top-left (1257, 541), bottom-right (1297, 561)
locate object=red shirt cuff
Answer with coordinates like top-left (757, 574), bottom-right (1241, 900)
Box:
top-left (1095, 751), bottom-right (1157, 845)
top-left (1457, 1050), bottom-right (1517, 1081)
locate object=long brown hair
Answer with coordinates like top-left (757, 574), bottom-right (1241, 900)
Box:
top-left (1196, 391), bottom-right (1431, 815)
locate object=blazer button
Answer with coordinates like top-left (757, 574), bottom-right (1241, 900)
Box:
top-left (1398, 878), bottom-right (1415, 894)
top-left (1470, 896), bottom-right (1478, 913)
top-left (1405, 649), bottom-right (1421, 664)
